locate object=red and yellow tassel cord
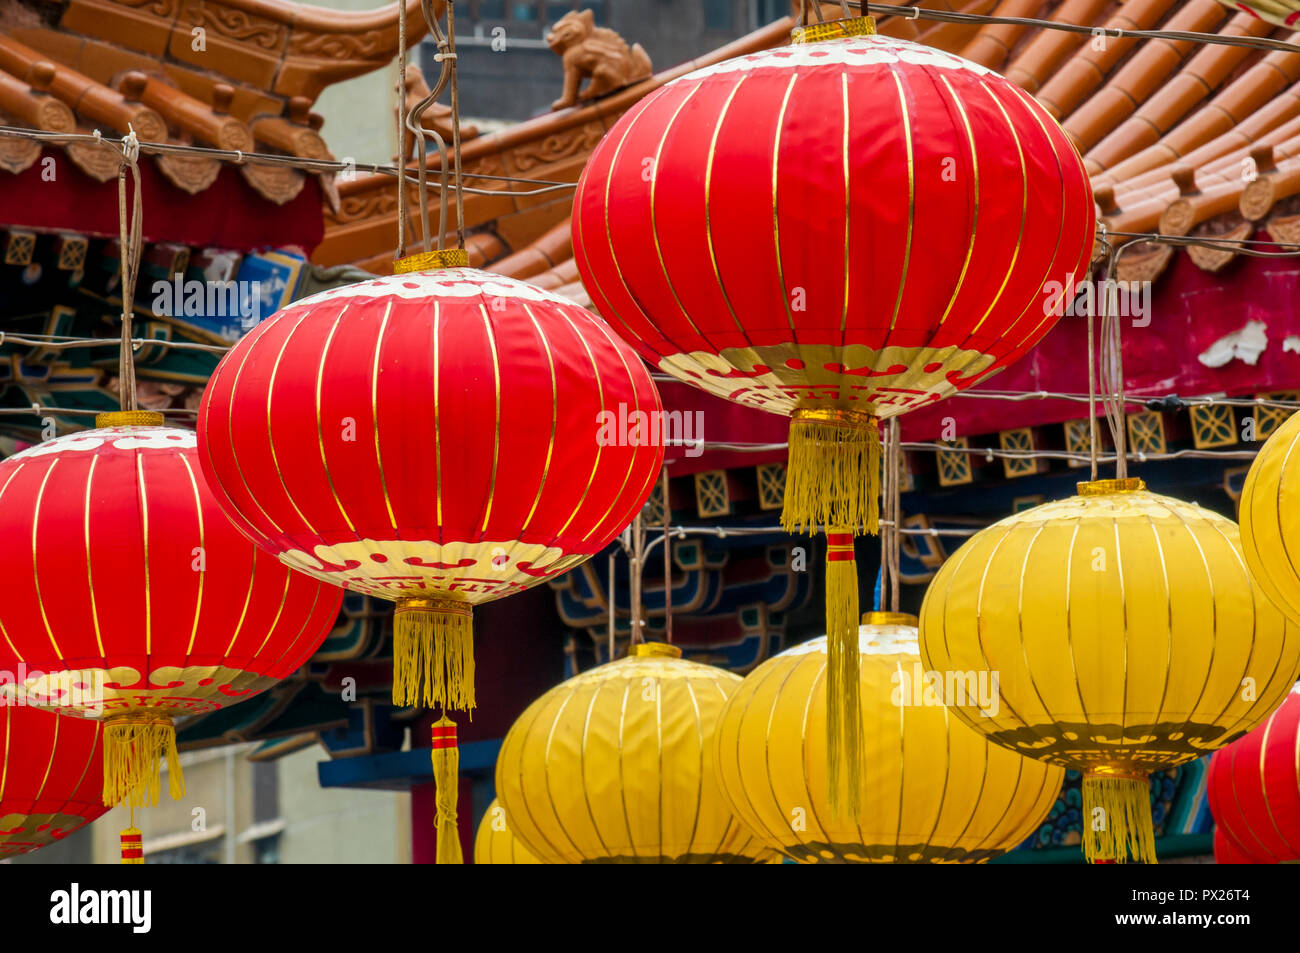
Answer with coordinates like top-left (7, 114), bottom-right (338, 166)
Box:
top-left (1083, 770), bottom-right (1157, 864)
top-left (782, 409), bottom-right (881, 536)
top-left (431, 716), bottom-right (464, 865)
top-left (103, 711), bottom-right (184, 808)
top-left (120, 805), bottom-right (144, 864)
top-left (120, 829), bottom-right (143, 864)
top-left (825, 530), bottom-right (862, 818)
top-left (393, 596), bottom-right (476, 711)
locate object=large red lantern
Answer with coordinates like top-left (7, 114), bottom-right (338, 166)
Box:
top-left (197, 252), bottom-right (664, 713)
top-left (1207, 687), bottom-right (1300, 863)
top-left (0, 705), bottom-right (106, 859)
top-left (572, 15), bottom-right (1094, 811)
top-left (0, 413), bottom-right (343, 808)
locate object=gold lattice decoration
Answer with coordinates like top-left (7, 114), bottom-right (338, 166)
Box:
top-left (694, 469), bottom-right (730, 518)
top-left (1126, 411), bottom-right (1167, 456)
top-left (55, 235), bottom-right (87, 271)
top-left (1190, 404), bottom-right (1237, 449)
top-left (1254, 392), bottom-right (1299, 442)
top-left (641, 479), bottom-right (666, 526)
top-left (936, 437), bottom-right (972, 487)
top-left (4, 231), bottom-right (35, 266)
top-left (1064, 418), bottom-right (1092, 469)
top-left (999, 428), bottom-right (1037, 479)
top-left (756, 462), bottom-right (785, 511)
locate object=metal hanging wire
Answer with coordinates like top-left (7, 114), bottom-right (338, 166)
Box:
top-left (113, 128), bottom-right (144, 413)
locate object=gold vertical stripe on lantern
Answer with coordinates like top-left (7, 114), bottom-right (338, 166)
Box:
top-left (473, 798), bottom-right (541, 864)
top-left (919, 479), bottom-right (1300, 863)
top-left (714, 618), bottom-right (1063, 862)
top-left (495, 643), bottom-right (771, 863)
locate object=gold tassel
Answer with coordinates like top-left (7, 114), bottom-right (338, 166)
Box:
top-left (431, 716), bottom-right (464, 864)
top-left (1083, 771), bottom-right (1157, 864)
top-left (825, 530), bottom-right (861, 818)
top-left (103, 712), bottom-right (184, 808)
top-left (393, 596), bottom-right (476, 711)
top-left (782, 410), bottom-right (881, 535)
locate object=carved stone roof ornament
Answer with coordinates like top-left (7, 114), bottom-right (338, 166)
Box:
top-left (546, 10), bottom-right (652, 111)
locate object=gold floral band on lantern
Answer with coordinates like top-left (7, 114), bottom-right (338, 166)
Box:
top-left (393, 248), bottom-right (470, 274)
top-left (792, 15), bottom-right (876, 44)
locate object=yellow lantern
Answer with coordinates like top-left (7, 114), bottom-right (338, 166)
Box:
top-left (919, 478), bottom-right (1300, 863)
top-left (1241, 409), bottom-right (1300, 623)
top-left (473, 799), bottom-right (541, 865)
top-left (714, 612), bottom-right (1063, 863)
top-left (495, 642), bottom-right (770, 863)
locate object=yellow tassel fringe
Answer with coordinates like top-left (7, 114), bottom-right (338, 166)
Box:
top-left (782, 413), bottom-right (881, 535)
top-left (431, 715), bottom-right (464, 865)
top-left (825, 533), bottom-right (861, 819)
top-left (393, 601), bottom-right (476, 711)
top-left (1083, 773), bottom-right (1157, 864)
top-left (103, 716), bottom-right (184, 808)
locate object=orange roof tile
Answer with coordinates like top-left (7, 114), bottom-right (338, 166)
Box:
top-left (0, 0), bottom-right (432, 202)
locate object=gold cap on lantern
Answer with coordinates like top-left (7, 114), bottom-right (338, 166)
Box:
top-left (1076, 477), bottom-right (1146, 496)
top-left (96, 410), bottom-right (165, 428)
top-left (632, 641), bottom-right (682, 659)
top-left (792, 15), bottom-right (876, 44)
top-left (861, 611), bottom-right (918, 627)
top-left (393, 248), bottom-right (470, 274)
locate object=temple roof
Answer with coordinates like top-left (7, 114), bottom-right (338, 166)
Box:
top-left (316, 0), bottom-right (1300, 287)
top-left (0, 0), bottom-right (432, 205)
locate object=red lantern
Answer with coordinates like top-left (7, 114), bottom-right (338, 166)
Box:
top-left (197, 252), bottom-right (664, 713)
top-left (1213, 826), bottom-right (1256, 865)
top-left (572, 15), bottom-right (1094, 811)
top-left (1207, 687), bottom-right (1300, 863)
top-left (0, 413), bottom-right (343, 808)
top-left (0, 705), bottom-right (106, 858)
